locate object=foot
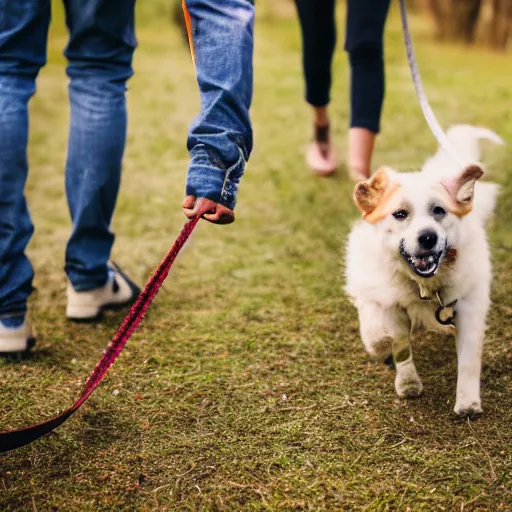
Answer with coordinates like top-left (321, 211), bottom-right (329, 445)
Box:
top-left (349, 166), bottom-right (370, 182)
top-left (395, 360), bottom-right (424, 398)
top-left (306, 125), bottom-right (337, 176)
top-left (453, 402), bottom-right (484, 418)
top-left (0, 315), bottom-right (36, 357)
top-left (66, 262), bottom-right (140, 322)
top-left (454, 398), bottom-right (483, 417)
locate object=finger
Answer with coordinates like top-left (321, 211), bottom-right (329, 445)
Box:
top-left (203, 205), bottom-right (235, 224)
top-left (193, 198), bottom-right (218, 217)
top-left (203, 213), bottom-right (234, 224)
top-left (182, 195), bottom-right (196, 209)
top-left (183, 197), bottom-right (216, 219)
top-left (183, 207), bottom-right (196, 219)
top-left (182, 195), bottom-right (197, 219)
top-left (182, 196), bottom-right (234, 223)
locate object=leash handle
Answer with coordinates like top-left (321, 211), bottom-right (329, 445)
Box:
top-left (398, 0), bottom-right (467, 168)
top-left (0, 216), bottom-right (200, 454)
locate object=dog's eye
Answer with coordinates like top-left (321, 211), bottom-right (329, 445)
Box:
top-left (392, 210), bottom-right (409, 221)
top-left (432, 206), bottom-right (446, 218)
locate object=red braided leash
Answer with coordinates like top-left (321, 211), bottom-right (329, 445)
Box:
top-left (0, 216), bottom-right (200, 454)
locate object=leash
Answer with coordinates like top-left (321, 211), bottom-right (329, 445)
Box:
top-left (0, 0), bottom-right (203, 455)
top-left (398, 0), bottom-right (466, 168)
top-left (399, 0), bottom-right (467, 326)
top-left (0, 216), bottom-right (200, 454)
top-left (0, 0), bottom-right (460, 455)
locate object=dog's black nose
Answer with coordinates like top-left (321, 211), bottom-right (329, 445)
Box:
top-left (418, 230), bottom-right (438, 251)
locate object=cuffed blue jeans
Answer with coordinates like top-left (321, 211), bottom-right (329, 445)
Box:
top-left (0, 0), bottom-right (136, 316)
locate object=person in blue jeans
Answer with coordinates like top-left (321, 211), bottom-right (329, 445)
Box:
top-left (0, 0), bottom-right (254, 355)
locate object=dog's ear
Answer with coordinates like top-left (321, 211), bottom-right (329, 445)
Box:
top-left (441, 164), bottom-right (484, 216)
top-left (354, 167), bottom-right (398, 222)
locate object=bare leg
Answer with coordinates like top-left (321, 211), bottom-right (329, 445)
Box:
top-left (348, 127), bottom-right (375, 181)
top-left (312, 106), bottom-right (331, 158)
top-left (306, 106), bottom-right (338, 176)
top-left (314, 106), bottom-right (329, 126)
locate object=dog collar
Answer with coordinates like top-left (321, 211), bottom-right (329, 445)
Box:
top-left (418, 284), bottom-right (457, 327)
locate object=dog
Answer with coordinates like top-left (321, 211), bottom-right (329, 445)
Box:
top-left (344, 125), bottom-right (504, 416)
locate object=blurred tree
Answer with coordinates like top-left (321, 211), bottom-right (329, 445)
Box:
top-left (426, 0), bottom-right (483, 43)
top-left (422, 0), bottom-right (510, 49)
top-left (490, 0), bottom-right (512, 49)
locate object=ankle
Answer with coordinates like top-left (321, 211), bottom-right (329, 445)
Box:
top-left (314, 124), bottom-right (330, 144)
top-left (349, 166), bottom-right (370, 181)
top-left (348, 127), bottom-right (376, 179)
top-left (313, 106), bottom-right (329, 128)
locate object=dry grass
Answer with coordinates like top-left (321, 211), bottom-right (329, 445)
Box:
top-left (1, 3), bottom-right (511, 511)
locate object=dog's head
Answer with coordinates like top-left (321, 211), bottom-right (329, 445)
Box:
top-left (354, 164), bottom-right (484, 278)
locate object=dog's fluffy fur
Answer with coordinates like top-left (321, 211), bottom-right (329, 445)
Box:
top-left (345, 125), bottom-right (504, 416)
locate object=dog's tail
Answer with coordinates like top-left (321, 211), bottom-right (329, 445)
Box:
top-left (423, 124), bottom-right (505, 177)
top-left (445, 124), bottom-right (505, 164)
top-left (449, 125), bottom-right (503, 224)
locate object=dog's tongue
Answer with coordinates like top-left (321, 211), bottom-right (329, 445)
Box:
top-left (413, 255), bottom-right (436, 271)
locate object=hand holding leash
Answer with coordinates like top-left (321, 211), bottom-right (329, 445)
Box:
top-left (182, 196), bottom-right (235, 225)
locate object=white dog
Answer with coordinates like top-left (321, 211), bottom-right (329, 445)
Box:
top-left (345, 125), bottom-right (504, 416)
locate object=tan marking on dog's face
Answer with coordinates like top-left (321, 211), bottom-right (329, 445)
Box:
top-left (438, 164), bottom-right (484, 217)
top-left (354, 167), bottom-right (403, 223)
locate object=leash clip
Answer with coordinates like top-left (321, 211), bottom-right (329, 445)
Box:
top-left (435, 295), bottom-right (458, 326)
top-left (417, 288), bottom-right (457, 326)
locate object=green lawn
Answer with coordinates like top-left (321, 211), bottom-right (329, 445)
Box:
top-left (1, 3), bottom-right (511, 510)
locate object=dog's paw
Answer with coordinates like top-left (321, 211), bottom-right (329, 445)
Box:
top-left (395, 376), bottom-right (424, 398)
top-left (395, 364), bottom-right (423, 399)
top-left (454, 401), bottom-right (483, 418)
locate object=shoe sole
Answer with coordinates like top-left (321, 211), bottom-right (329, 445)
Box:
top-left (67, 297), bottom-right (138, 323)
top-left (67, 263), bottom-right (141, 323)
top-left (0, 336), bottom-right (37, 360)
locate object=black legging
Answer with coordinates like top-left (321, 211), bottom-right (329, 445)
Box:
top-left (294, 0), bottom-right (391, 133)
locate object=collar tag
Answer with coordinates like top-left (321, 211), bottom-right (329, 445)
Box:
top-left (435, 300), bottom-right (457, 326)
top-left (417, 284), bottom-right (457, 327)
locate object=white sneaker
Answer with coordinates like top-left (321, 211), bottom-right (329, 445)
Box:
top-left (66, 262), bottom-right (140, 321)
top-left (0, 316), bottom-right (36, 356)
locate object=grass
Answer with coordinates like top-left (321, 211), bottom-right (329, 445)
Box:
top-left (1, 2), bottom-right (512, 510)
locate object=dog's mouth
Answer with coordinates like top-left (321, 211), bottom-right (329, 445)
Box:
top-left (399, 240), bottom-right (444, 278)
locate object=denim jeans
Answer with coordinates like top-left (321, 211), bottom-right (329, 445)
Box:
top-left (0, 0), bottom-right (136, 316)
top-left (183, 0), bottom-right (254, 210)
top-left (0, 0), bottom-right (255, 318)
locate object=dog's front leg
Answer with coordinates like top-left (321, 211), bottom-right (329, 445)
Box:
top-left (359, 303), bottom-right (422, 397)
top-left (392, 309), bottom-right (423, 399)
top-left (358, 302), bottom-right (399, 362)
top-left (454, 295), bottom-right (487, 416)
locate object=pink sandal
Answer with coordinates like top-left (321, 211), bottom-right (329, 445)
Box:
top-left (306, 125), bottom-right (338, 176)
